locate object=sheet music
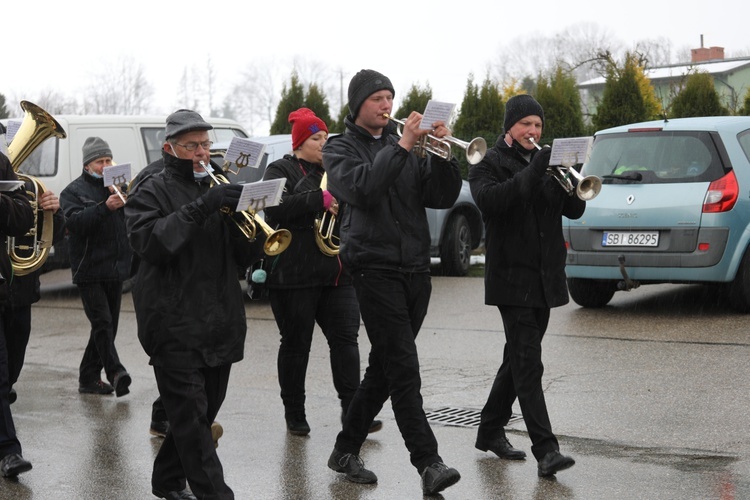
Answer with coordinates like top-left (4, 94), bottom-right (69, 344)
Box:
top-left (420, 100), bottom-right (456, 130)
top-left (5, 120), bottom-right (21, 144)
top-left (103, 163), bottom-right (132, 187)
top-left (224, 137), bottom-right (267, 169)
top-left (0, 180), bottom-right (24, 192)
top-left (549, 137), bottom-right (594, 166)
top-left (235, 178), bottom-right (286, 212)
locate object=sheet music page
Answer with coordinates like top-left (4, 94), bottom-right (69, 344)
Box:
top-left (0, 180), bottom-right (25, 192)
top-left (5, 120), bottom-right (21, 144)
top-left (549, 137), bottom-right (594, 166)
top-left (103, 163), bottom-right (132, 187)
top-left (224, 138), bottom-right (267, 169)
top-left (419, 100), bottom-right (456, 130)
top-left (235, 178), bottom-right (286, 212)
top-left (0, 139), bottom-right (7, 156)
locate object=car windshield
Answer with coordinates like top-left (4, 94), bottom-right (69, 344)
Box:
top-left (583, 131), bottom-right (725, 184)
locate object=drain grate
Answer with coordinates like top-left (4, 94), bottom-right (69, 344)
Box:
top-left (425, 407), bottom-right (522, 428)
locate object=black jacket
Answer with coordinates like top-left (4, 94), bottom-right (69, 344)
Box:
top-left (322, 117), bottom-right (462, 273)
top-left (468, 136), bottom-right (586, 308)
top-left (263, 154), bottom-right (350, 288)
top-left (0, 153), bottom-right (35, 306)
top-left (60, 169), bottom-right (132, 284)
top-left (125, 152), bottom-right (258, 369)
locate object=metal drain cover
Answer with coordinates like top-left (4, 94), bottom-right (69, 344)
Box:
top-left (425, 407), bottom-right (522, 428)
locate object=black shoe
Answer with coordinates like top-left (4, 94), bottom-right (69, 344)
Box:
top-left (286, 414), bottom-right (310, 436)
top-left (0, 453), bottom-right (32, 477)
top-left (78, 380), bottom-right (114, 395)
top-left (368, 419), bottom-right (383, 433)
top-left (152, 488), bottom-right (197, 499)
top-left (8, 388), bottom-right (16, 405)
top-left (150, 420), bottom-right (169, 438)
top-left (475, 435), bottom-right (527, 460)
top-left (327, 448), bottom-right (377, 484)
top-left (537, 450), bottom-right (575, 477)
top-left (421, 462), bottom-right (461, 495)
top-left (113, 371), bottom-right (131, 397)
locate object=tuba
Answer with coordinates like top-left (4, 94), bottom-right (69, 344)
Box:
top-left (314, 172), bottom-right (340, 256)
top-left (6, 101), bottom-right (67, 276)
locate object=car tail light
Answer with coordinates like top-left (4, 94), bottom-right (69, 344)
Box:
top-left (703, 171), bottom-right (738, 213)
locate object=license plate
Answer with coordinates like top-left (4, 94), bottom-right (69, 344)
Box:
top-left (602, 231), bottom-right (659, 247)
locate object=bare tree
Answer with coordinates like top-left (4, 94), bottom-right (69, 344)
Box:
top-left (223, 60), bottom-right (281, 136)
top-left (83, 55), bottom-right (154, 114)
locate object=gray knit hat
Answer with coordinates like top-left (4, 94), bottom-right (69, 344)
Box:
top-left (165, 109), bottom-right (213, 139)
top-left (82, 136), bottom-right (112, 166)
top-left (503, 94), bottom-right (545, 133)
top-left (348, 69), bottom-right (395, 119)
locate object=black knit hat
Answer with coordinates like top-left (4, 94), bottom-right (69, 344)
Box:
top-left (348, 69), bottom-right (395, 119)
top-left (82, 136), bottom-right (112, 166)
top-left (503, 94), bottom-right (544, 133)
top-left (165, 109), bottom-right (213, 139)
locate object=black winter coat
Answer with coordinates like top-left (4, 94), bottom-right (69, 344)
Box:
top-left (60, 170), bottom-right (132, 284)
top-left (322, 118), bottom-right (462, 273)
top-left (468, 137), bottom-right (586, 308)
top-left (125, 152), bottom-right (258, 369)
top-left (0, 153), bottom-right (34, 305)
top-left (262, 154), bottom-right (350, 288)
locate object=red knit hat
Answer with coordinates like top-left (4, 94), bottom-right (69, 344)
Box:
top-left (289, 108), bottom-right (328, 150)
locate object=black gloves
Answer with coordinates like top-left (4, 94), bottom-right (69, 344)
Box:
top-left (529, 147), bottom-right (552, 176)
top-left (201, 183), bottom-right (243, 213)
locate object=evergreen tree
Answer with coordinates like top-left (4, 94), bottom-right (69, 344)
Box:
top-left (536, 66), bottom-right (585, 142)
top-left (670, 72), bottom-right (729, 118)
top-left (0, 93), bottom-right (8, 119)
top-left (270, 72), bottom-right (305, 135)
top-left (303, 83), bottom-right (333, 128)
top-left (453, 76), bottom-right (503, 178)
top-left (593, 54), bottom-right (647, 130)
top-left (393, 83), bottom-right (432, 120)
top-left (329, 104), bottom-right (349, 134)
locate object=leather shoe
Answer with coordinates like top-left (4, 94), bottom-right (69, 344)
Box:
top-left (0, 453), bottom-right (32, 477)
top-left (150, 420), bottom-right (169, 438)
top-left (537, 450), bottom-right (575, 477)
top-left (113, 370), bottom-right (131, 397)
top-left (475, 435), bottom-right (527, 460)
top-left (8, 388), bottom-right (16, 405)
top-left (368, 419), bottom-right (383, 433)
top-left (152, 488), bottom-right (197, 500)
top-left (286, 413), bottom-right (310, 436)
top-left (78, 379), bottom-right (114, 395)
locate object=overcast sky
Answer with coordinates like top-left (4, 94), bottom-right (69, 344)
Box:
top-left (4, 0), bottom-right (748, 135)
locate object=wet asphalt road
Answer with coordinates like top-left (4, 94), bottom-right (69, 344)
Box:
top-left (1, 269), bottom-right (749, 499)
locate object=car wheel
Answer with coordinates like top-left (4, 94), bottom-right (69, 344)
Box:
top-left (440, 214), bottom-right (471, 276)
top-left (727, 248), bottom-right (750, 312)
top-left (567, 278), bottom-right (616, 308)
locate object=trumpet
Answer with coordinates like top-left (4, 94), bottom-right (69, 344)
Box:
top-left (529, 138), bottom-right (601, 201)
top-left (383, 114), bottom-right (487, 165)
top-left (314, 173), bottom-right (340, 256)
top-left (199, 161), bottom-right (291, 256)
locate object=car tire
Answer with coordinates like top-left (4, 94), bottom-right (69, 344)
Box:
top-left (440, 214), bottom-right (472, 276)
top-left (567, 278), bottom-right (616, 308)
top-left (727, 248), bottom-right (750, 312)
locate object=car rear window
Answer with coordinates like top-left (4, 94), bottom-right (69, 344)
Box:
top-left (584, 131), bottom-right (725, 184)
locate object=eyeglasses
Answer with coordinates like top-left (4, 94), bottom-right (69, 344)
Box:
top-left (173, 141), bottom-right (213, 151)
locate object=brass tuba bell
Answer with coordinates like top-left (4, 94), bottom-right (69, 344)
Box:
top-left (6, 101), bottom-right (67, 276)
top-left (314, 172), bottom-right (340, 256)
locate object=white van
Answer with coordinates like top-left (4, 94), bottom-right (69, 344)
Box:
top-left (2, 114), bottom-right (249, 270)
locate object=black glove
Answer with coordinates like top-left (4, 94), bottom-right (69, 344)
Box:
top-left (529, 147), bottom-right (552, 176)
top-left (201, 183), bottom-right (243, 213)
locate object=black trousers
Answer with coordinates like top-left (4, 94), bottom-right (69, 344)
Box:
top-left (77, 281), bottom-right (126, 385)
top-left (477, 305), bottom-right (559, 461)
top-left (0, 309), bottom-right (21, 458)
top-left (6, 304), bottom-right (31, 388)
top-left (269, 285), bottom-right (360, 418)
top-left (335, 269), bottom-right (441, 473)
top-left (153, 364), bottom-right (233, 500)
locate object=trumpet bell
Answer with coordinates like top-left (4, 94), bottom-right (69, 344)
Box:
top-left (263, 227), bottom-right (292, 256)
top-left (576, 175), bottom-right (602, 201)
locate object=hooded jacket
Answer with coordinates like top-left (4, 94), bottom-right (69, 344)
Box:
top-left (262, 154), bottom-right (351, 288)
top-left (0, 153), bottom-right (34, 305)
top-left (322, 117), bottom-right (462, 273)
top-left (60, 169), bottom-right (132, 284)
top-left (125, 152), bottom-right (257, 369)
top-left (468, 136), bottom-right (586, 308)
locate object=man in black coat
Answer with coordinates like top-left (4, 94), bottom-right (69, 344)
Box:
top-left (322, 69), bottom-right (462, 496)
top-left (469, 94), bottom-right (584, 478)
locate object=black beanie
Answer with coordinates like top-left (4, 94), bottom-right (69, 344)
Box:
top-left (348, 69), bottom-right (395, 119)
top-left (503, 94), bottom-right (544, 133)
top-left (82, 136), bottom-right (112, 166)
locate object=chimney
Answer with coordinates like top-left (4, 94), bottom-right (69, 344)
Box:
top-left (691, 35), bottom-right (725, 62)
